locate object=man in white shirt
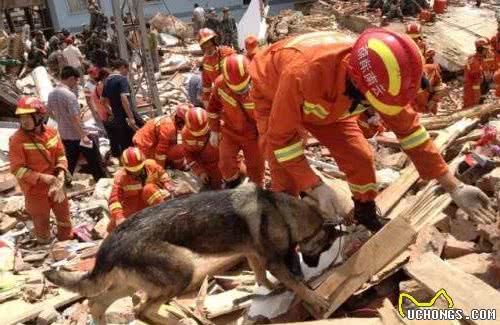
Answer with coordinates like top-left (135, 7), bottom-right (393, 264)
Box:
top-left (62, 37), bottom-right (84, 85)
top-left (192, 4), bottom-right (206, 37)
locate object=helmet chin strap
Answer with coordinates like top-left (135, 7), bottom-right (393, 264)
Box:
top-left (22, 114), bottom-right (46, 132)
top-left (345, 78), bottom-right (366, 113)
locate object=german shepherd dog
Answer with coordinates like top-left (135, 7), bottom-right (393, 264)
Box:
top-left (44, 184), bottom-right (340, 324)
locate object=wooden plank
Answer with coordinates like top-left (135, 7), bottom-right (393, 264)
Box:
top-left (419, 103), bottom-right (500, 130)
top-left (312, 217), bottom-right (417, 318)
top-left (404, 252), bottom-right (500, 325)
top-left (203, 287), bottom-right (253, 319)
top-left (1, 290), bottom-right (80, 324)
top-left (2, 0), bottom-right (44, 9)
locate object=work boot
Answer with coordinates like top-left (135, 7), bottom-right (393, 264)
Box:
top-left (223, 174), bottom-right (244, 189)
top-left (284, 246), bottom-right (303, 279)
top-left (353, 199), bottom-right (386, 232)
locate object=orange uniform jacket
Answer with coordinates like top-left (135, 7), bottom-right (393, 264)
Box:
top-left (463, 53), bottom-right (484, 108)
top-left (108, 159), bottom-right (172, 222)
top-left (249, 32), bottom-right (448, 197)
top-left (9, 127), bottom-right (68, 195)
top-left (412, 63), bottom-right (444, 114)
top-left (133, 116), bottom-right (185, 169)
top-left (181, 127), bottom-right (222, 188)
top-left (201, 46), bottom-right (235, 105)
top-left (491, 34), bottom-right (500, 71)
top-left (207, 75), bottom-right (258, 140)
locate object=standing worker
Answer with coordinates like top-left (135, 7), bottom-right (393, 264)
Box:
top-left (220, 7), bottom-right (239, 50)
top-left (490, 25), bottom-right (500, 97)
top-left (198, 28), bottom-right (235, 107)
top-left (463, 38), bottom-right (489, 108)
top-left (207, 54), bottom-right (264, 188)
top-left (108, 147), bottom-right (174, 232)
top-left (192, 3), bottom-right (206, 37)
top-left (9, 96), bottom-right (73, 244)
top-left (146, 23), bottom-right (160, 72)
top-left (204, 8), bottom-right (221, 36)
top-left (249, 30), bottom-right (493, 232)
top-left (133, 103), bottom-right (191, 170)
top-left (182, 107), bottom-right (222, 189)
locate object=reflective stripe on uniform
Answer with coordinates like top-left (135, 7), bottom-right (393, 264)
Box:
top-left (23, 143), bottom-right (46, 150)
top-left (399, 126), bottom-right (430, 150)
top-left (303, 101), bottom-right (329, 119)
top-left (203, 64), bottom-right (214, 72)
top-left (186, 140), bottom-right (197, 146)
top-left (124, 184), bottom-right (142, 191)
top-left (56, 221), bottom-right (72, 228)
top-left (155, 154), bottom-right (167, 160)
top-left (274, 141), bottom-right (304, 163)
top-left (349, 182), bottom-right (378, 194)
top-left (57, 155), bottom-right (67, 162)
top-left (340, 104), bottom-right (368, 119)
top-left (109, 202), bottom-right (123, 212)
top-left (202, 87), bottom-right (211, 93)
top-left (46, 136), bottom-right (59, 149)
top-left (207, 112), bottom-right (219, 119)
top-left (15, 167), bottom-right (29, 179)
top-left (472, 85), bottom-right (480, 90)
top-left (217, 88), bottom-right (237, 107)
top-left (147, 191), bottom-right (163, 205)
top-left (243, 102), bottom-right (255, 110)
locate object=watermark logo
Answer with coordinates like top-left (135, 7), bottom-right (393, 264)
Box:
top-left (398, 289), bottom-right (496, 321)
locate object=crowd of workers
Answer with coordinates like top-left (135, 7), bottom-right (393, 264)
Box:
top-left (8, 8), bottom-right (497, 244)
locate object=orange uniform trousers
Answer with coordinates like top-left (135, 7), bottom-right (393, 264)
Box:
top-left (219, 132), bottom-right (264, 186)
top-left (265, 116), bottom-right (376, 201)
top-left (107, 183), bottom-right (165, 232)
top-left (25, 193), bottom-right (72, 242)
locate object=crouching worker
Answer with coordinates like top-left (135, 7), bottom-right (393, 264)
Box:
top-left (182, 107), bottom-right (223, 189)
top-left (9, 96), bottom-right (73, 244)
top-left (107, 147), bottom-right (174, 232)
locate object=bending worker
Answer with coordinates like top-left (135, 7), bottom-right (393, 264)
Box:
top-left (207, 54), bottom-right (264, 188)
top-left (108, 147), bottom-right (174, 232)
top-left (133, 103), bottom-right (191, 170)
top-left (9, 96), bottom-right (72, 243)
top-left (249, 30), bottom-right (493, 232)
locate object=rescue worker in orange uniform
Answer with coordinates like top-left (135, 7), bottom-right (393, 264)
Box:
top-left (406, 22), bottom-right (426, 55)
top-left (132, 103), bottom-right (190, 170)
top-left (463, 38), bottom-right (489, 108)
top-left (249, 30), bottom-right (491, 232)
top-left (9, 96), bottom-right (73, 243)
top-left (244, 35), bottom-right (259, 61)
top-left (207, 54), bottom-right (264, 188)
top-left (199, 28), bottom-right (235, 107)
top-left (412, 49), bottom-right (445, 115)
top-left (490, 25), bottom-right (500, 71)
top-left (182, 107), bottom-right (223, 189)
top-left (107, 147), bottom-right (174, 232)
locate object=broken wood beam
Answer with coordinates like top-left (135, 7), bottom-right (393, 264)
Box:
top-left (420, 103), bottom-right (500, 130)
top-left (404, 252), bottom-right (500, 325)
top-left (310, 217), bottom-right (417, 318)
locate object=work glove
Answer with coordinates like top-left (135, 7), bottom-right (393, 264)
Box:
top-left (49, 172), bottom-right (66, 203)
top-left (199, 173), bottom-right (210, 185)
top-left (451, 183), bottom-right (496, 224)
top-left (159, 188), bottom-right (171, 200)
top-left (209, 131), bottom-right (220, 147)
top-left (303, 182), bottom-right (341, 222)
top-left (353, 199), bottom-right (385, 232)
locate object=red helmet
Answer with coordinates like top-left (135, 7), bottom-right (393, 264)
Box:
top-left (175, 103), bottom-right (193, 121)
top-left (185, 107), bottom-right (209, 136)
top-left (245, 35), bottom-right (258, 52)
top-left (122, 147), bottom-right (145, 172)
top-left (64, 37), bottom-right (73, 45)
top-left (198, 28), bottom-right (217, 46)
top-left (405, 22), bottom-right (422, 38)
top-left (15, 96), bottom-right (47, 115)
top-left (348, 29), bottom-right (423, 116)
top-left (221, 54), bottom-right (251, 93)
top-left (475, 38), bottom-right (489, 50)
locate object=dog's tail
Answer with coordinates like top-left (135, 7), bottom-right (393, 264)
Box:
top-left (43, 269), bottom-right (106, 297)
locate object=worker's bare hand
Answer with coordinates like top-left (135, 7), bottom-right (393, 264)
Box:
top-left (451, 184), bottom-right (496, 224)
top-left (39, 174), bottom-right (57, 185)
top-left (199, 173), bottom-right (209, 184)
top-left (126, 118), bottom-right (139, 131)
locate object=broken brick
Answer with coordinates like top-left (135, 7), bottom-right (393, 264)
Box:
top-left (447, 253), bottom-right (500, 289)
top-left (443, 234), bottom-right (477, 259)
top-left (37, 306), bottom-right (60, 325)
top-left (450, 210), bottom-right (479, 242)
top-left (410, 225), bottom-right (445, 259)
